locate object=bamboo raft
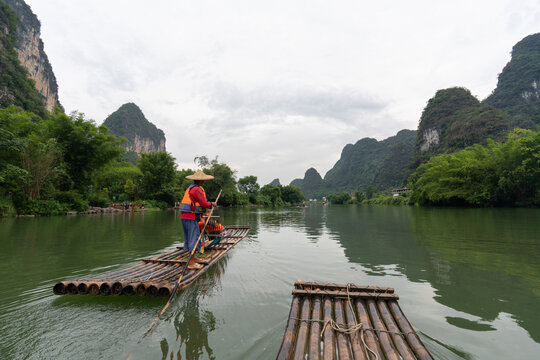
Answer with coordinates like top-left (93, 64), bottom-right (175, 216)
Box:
top-left (277, 281), bottom-right (433, 360)
top-left (53, 225), bottom-right (250, 298)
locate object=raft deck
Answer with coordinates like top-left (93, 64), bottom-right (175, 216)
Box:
top-left (53, 225), bottom-right (250, 298)
top-left (277, 281), bottom-right (433, 360)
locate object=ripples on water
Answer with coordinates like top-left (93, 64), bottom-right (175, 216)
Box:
top-left (1, 207), bottom-right (540, 359)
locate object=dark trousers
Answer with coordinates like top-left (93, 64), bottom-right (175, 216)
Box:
top-left (182, 219), bottom-right (201, 252)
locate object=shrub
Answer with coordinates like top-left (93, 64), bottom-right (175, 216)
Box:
top-left (53, 191), bottom-right (89, 212)
top-left (88, 192), bottom-right (110, 208)
top-left (143, 199), bottom-right (168, 210)
top-left (17, 199), bottom-right (68, 216)
top-left (0, 197), bottom-right (15, 217)
top-left (327, 192), bottom-right (352, 204)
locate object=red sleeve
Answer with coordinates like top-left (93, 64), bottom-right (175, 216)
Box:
top-left (189, 187), bottom-right (211, 208)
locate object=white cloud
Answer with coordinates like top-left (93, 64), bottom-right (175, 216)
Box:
top-left (25, 0), bottom-right (540, 184)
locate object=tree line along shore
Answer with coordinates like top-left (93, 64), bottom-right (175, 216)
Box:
top-left (1, 105), bottom-right (538, 218)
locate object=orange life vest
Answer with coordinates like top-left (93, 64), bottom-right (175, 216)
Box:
top-left (179, 184), bottom-right (206, 214)
top-left (198, 217), bottom-right (225, 233)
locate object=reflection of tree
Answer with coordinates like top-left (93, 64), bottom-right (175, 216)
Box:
top-left (173, 291), bottom-right (217, 359)
top-left (325, 205), bottom-right (540, 342)
top-left (411, 208), bottom-right (540, 342)
top-left (258, 209), bottom-right (303, 231)
top-left (160, 255), bottom-right (229, 359)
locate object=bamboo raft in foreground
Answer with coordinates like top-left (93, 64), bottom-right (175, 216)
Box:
top-left (53, 225), bottom-right (250, 298)
top-left (277, 281), bottom-right (433, 360)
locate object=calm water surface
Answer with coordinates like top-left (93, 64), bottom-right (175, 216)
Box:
top-left (0, 206), bottom-right (539, 359)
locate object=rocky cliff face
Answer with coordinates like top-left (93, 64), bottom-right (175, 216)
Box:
top-left (5, 0), bottom-right (60, 111)
top-left (485, 33), bottom-right (540, 127)
top-left (103, 103), bottom-right (166, 154)
top-left (132, 134), bottom-right (166, 153)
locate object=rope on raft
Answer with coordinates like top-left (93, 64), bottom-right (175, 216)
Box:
top-left (319, 283), bottom-right (380, 360)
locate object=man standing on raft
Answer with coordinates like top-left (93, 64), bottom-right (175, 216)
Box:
top-left (179, 170), bottom-right (217, 270)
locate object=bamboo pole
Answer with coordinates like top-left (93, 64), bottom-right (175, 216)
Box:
top-left (293, 298), bottom-right (311, 360)
top-left (355, 299), bottom-right (383, 360)
top-left (334, 299), bottom-right (353, 359)
top-left (344, 298), bottom-right (367, 360)
top-left (366, 299), bottom-right (400, 360)
top-left (308, 297), bottom-right (321, 360)
top-left (53, 282), bottom-right (66, 295)
top-left (322, 297), bottom-right (335, 360)
top-left (388, 301), bottom-right (434, 360)
top-left (291, 289), bottom-right (398, 300)
top-left (295, 281), bottom-right (394, 294)
top-left (378, 300), bottom-right (416, 360)
top-left (276, 296), bottom-right (301, 359)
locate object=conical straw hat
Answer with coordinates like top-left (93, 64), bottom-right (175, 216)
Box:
top-left (186, 170), bottom-right (214, 180)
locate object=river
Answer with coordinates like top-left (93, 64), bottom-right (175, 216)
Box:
top-left (0, 206), bottom-right (539, 359)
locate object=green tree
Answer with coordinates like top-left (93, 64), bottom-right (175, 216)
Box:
top-left (260, 185), bottom-right (283, 207)
top-left (355, 191), bottom-right (365, 203)
top-left (327, 192), bottom-right (352, 204)
top-left (138, 151), bottom-right (177, 199)
top-left (365, 185), bottom-right (376, 199)
top-left (94, 161), bottom-right (143, 200)
top-left (20, 137), bottom-right (58, 199)
top-left (202, 162), bottom-right (239, 206)
top-left (0, 107), bottom-right (35, 194)
top-left (46, 111), bottom-right (124, 190)
top-left (238, 175), bottom-right (260, 203)
top-left (124, 179), bottom-right (136, 200)
top-left (409, 129), bottom-right (540, 206)
top-left (281, 185), bottom-right (304, 204)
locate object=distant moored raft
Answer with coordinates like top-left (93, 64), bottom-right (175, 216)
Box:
top-left (277, 280), bottom-right (434, 360)
top-left (53, 225), bottom-right (250, 298)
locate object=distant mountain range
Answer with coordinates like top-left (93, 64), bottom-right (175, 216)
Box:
top-left (291, 33), bottom-right (540, 198)
top-left (293, 130), bottom-right (416, 198)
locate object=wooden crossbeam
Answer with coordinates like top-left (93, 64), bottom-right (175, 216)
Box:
top-left (142, 258), bottom-right (212, 264)
top-left (291, 289), bottom-right (399, 300)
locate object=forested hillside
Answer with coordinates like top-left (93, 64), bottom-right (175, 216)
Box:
top-left (485, 33), bottom-right (540, 128)
top-left (408, 87), bottom-right (510, 171)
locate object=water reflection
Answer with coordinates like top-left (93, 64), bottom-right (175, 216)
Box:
top-left (321, 205), bottom-right (540, 342)
top-left (411, 208), bottom-right (540, 342)
top-left (160, 255), bottom-right (229, 360)
top-left (301, 204), bottom-right (326, 241)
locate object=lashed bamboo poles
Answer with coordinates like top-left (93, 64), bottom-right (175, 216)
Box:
top-left (52, 225), bottom-right (249, 298)
top-left (277, 281), bottom-right (433, 360)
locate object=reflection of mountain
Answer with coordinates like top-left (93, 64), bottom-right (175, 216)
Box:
top-left (324, 205), bottom-right (429, 279)
top-left (324, 206), bottom-right (540, 342)
top-left (300, 206), bottom-right (326, 241)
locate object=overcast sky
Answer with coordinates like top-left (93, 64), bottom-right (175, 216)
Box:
top-left (26, 0), bottom-right (540, 185)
